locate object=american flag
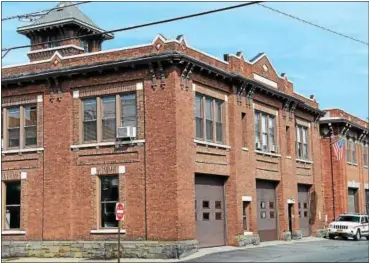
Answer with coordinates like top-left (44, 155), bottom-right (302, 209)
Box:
top-left (333, 137), bottom-right (345, 160)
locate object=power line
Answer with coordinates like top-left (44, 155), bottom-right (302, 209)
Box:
top-left (1, 1), bottom-right (262, 56)
top-left (257, 3), bottom-right (369, 46)
top-left (2, 1), bottom-right (91, 22)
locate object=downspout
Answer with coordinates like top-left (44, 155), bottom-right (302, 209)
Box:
top-left (42, 86), bottom-right (46, 240)
top-left (143, 79), bottom-right (148, 240)
top-left (329, 134), bottom-right (336, 220)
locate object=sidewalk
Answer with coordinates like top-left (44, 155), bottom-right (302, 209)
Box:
top-left (3, 237), bottom-right (326, 262)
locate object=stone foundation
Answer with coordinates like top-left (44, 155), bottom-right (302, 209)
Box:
top-left (235, 234), bottom-right (260, 246)
top-left (1, 240), bottom-right (198, 259)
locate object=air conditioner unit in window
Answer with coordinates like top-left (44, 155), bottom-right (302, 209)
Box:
top-left (255, 141), bottom-right (262, 150)
top-left (117, 126), bottom-right (136, 139)
top-left (271, 144), bottom-right (278, 153)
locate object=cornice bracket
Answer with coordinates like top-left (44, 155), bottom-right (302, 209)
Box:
top-left (157, 61), bottom-right (166, 89)
top-left (148, 62), bottom-right (157, 89)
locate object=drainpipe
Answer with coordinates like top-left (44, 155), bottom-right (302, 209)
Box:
top-left (329, 134), bottom-right (336, 220)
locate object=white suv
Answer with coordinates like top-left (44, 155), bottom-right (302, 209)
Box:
top-left (327, 213), bottom-right (369, 240)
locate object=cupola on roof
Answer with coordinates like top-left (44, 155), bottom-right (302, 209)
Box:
top-left (17, 1), bottom-right (113, 39)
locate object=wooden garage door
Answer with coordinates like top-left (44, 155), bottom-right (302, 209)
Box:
top-left (298, 184), bottom-right (311, 237)
top-left (195, 175), bottom-right (226, 248)
top-left (256, 180), bottom-right (278, 241)
top-left (348, 188), bottom-right (357, 213)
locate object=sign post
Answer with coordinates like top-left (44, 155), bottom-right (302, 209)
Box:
top-left (116, 203), bottom-right (124, 263)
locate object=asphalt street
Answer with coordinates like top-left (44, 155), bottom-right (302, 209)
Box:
top-left (187, 239), bottom-right (369, 262)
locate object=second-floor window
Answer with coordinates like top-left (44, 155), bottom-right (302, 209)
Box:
top-left (363, 144), bottom-right (368, 167)
top-left (4, 105), bottom-right (37, 149)
top-left (346, 138), bottom-right (357, 164)
top-left (254, 110), bottom-right (276, 153)
top-left (82, 93), bottom-right (137, 143)
top-left (195, 94), bottom-right (223, 143)
top-left (296, 125), bottom-right (309, 159)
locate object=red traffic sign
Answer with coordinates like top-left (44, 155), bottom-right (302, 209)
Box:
top-left (116, 203), bottom-right (124, 221)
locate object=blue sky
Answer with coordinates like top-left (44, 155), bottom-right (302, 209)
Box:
top-left (2, 1), bottom-right (368, 120)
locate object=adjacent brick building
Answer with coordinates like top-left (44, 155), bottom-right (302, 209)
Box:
top-left (1, 2), bottom-right (367, 259)
top-left (320, 109), bottom-right (369, 223)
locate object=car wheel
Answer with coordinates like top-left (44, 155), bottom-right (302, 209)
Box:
top-left (328, 234), bottom-right (335, 240)
top-left (365, 236), bottom-right (369, 240)
top-left (342, 236), bottom-right (348, 240)
top-left (353, 230), bottom-right (361, 241)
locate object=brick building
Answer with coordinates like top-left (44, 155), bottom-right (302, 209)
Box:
top-left (320, 109), bottom-right (369, 222)
top-left (1, 2), bottom-right (356, 259)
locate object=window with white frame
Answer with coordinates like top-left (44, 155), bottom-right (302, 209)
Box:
top-left (254, 110), bottom-right (276, 153)
top-left (82, 93), bottom-right (137, 143)
top-left (3, 105), bottom-right (37, 150)
top-left (296, 125), bottom-right (309, 159)
top-left (4, 181), bottom-right (21, 230)
top-left (195, 93), bottom-right (223, 143)
top-left (100, 176), bottom-right (119, 228)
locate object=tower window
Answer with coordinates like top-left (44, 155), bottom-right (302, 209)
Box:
top-left (81, 40), bottom-right (89, 52)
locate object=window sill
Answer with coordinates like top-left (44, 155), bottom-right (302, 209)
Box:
top-left (296, 159), bottom-right (313, 164)
top-left (2, 230), bottom-right (26, 235)
top-left (255, 150), bottom-right (281, 158)
top-left (364, 165), bottom-right (368, 169)
top-left (347, 162), bottom-right (358, 166)
top-left (2, 147), bottom-right (44, 155)
top-left (90, 229), bottom-right (126, 234)
top-left (242, 147), bottom-right (249, 152)
top-left (194, 139), bottom-right (231, 150)
top-left (71, 139), bottom-right (145, 150)
top-left (286, 156), bottom-right (292, 159)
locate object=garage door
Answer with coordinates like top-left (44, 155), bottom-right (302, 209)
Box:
top-left (298, 184), bottom-right (311, 237)
top-left (256, 180), bottom-right (278, 241)
top-left (348, 188), bottom-right (357, 213)
top-left (195, 175), bottom-right (226, 248)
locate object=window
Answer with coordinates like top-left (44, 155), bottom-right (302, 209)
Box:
top-left (4, 105), bottom-right (37, 149)
top-left (296, 125), bottom-right (309, 159)
top-left (346, 138), bottom-right (357, 164)
top-left (195, 93), bottom-right (223, 143)
top-left (100, 176), bottom-right (119, 228)
top-left (121, 94), bottom-right (137, 128)
top-left (242, 201), bottom-right (248, 231)
top-left (7, 107), bottom-right (20, 148)
top-left (83, 99), bottom-right (97, 142)
top-left (80, 39), bottom-right (89, 52)
top-left (242, 113), bottom-right (247, 147)
top-left (363, 144), bottom-right (368, 167)
top-left (24, 105), bottom-right (37, 146)
top-left (286, 126), bottom-right (291, 155)
top-left (5, 181), bottom-right (21, 229)
top-left (102, 96), bottom-right (116, 141)
top-left (46, 35), bottom-right (61, 48)
top-left (254, 111), bottom-right (276, 152)
top-left (81, 93), bottom-right (137, 143)
top-left (195, 95), bottom-right (203, 139)
top-left (205, 98), bottom-right (213, 141)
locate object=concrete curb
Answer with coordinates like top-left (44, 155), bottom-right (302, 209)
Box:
top-left (2, 237), bottom-right (327, 262)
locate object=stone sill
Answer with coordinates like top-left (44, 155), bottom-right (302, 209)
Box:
top-left (2, 147), bottom-right (44, 155)
top-left (2, 230), bottom-right (26, 235)
top-left (90, 229), bottom-right (126, 234)
top-left (242, 147), bottom-right (249, 152)
top-left (194, 139), bottom-right (231, 150)
top-left (255, 150), bottom-right (281, 158)
top-left (296, 159), bottom-right (313, 164)
top-left (364, 166), bottom-right (368, 169)
top-left (71, 139), bottom-right (145, 151)
top-left (286, 156), bottom-right (292, 159)
top-left (347, 162), bottom-right (358, 166)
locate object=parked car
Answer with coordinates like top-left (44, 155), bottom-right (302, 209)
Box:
top-left (327, 213), bottom-right (369, 240)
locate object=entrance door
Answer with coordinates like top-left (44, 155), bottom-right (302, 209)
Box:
top-left (256, 180), bottom-right (278, 241)
top-left (348, 188), bottom-right (357, 213)
top-left (298, 184), bottom-right (311, 237)
top-left (195, 175), bottom-right (226, 248)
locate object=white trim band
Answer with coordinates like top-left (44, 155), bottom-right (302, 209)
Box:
top-left (253, 73), bottom-right (278, 89)
top-left (90, 229), bottom-right (126, 234)
top-left (2, 230), bottom-right (26, 235)
top-left (71, 140), bottom-right (145, 150)
top-left (242, 196), bottom-right (252, 202)
top-left (2, 148), bottom-right (44, 154)
top-left (194, 139), bottom-right (231, 150)
top-left (27, 45), bottom-right (84, 54)
top-left (37, 95), bottom-right (43, 102)
top-left (73, 90), bottom-right (80, 98)
top-left (21, 172), bottom-right (27, 180)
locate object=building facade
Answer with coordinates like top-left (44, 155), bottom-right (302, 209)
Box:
top-left (2, 2), bottom-right (366, 259)
top-left (320, 109), bottom-right (369, 223)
